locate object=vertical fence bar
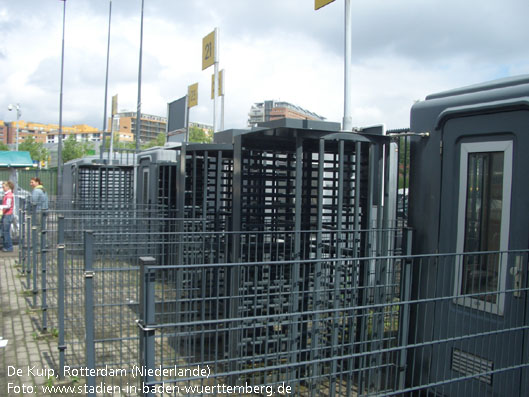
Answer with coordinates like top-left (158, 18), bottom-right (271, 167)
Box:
top-left (398, 227), bottom-right (413, 390)
top-left (371, 142), bottom-right (391, 391)
top-left (41, 211), bottom-right (48, 331)
top-left (310, 139), bottom-right (325, 396)
top-left (288, 136), bottom-right (303, 383)
top-left (32, 206), bottom-right (38, 307)
top-left (353, 142), bottom-right (362, 253)
top-left (18, 198), bottom-right (25, 270)
top-left (138, 256), bottom-right (156, 396)
top-left (84, 230), bottom-right (96, 394)
top-left (57, 216), bottom-right (66, 378)
top-left (330, 139), bottom-right (345, 396)
top-left (403, 136), bottom-right (409, 219)
top-left (350, 141), bottom-right (362, 395)
top-left (26, 211), bottom-right (31, 286)
top-left (229, 136), bottom-right (242, 382)
top-left (358, 143), bottom-right (377, 394)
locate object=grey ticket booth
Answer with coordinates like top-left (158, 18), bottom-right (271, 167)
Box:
top-left (408, 75), bottom-right (529, 396)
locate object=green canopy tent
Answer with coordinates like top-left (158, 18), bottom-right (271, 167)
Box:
top-left (0, 150), bottom-right (36, 210)
top-left (0, 151), bottom-right (35, 168)
top-left (0, 150), bottom-right (36, 192)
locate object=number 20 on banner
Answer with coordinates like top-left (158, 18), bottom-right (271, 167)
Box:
top-left (202, 30), bottom-right (216, 70)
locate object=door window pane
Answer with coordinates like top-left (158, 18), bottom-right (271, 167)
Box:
top-left (461, 152), bottom-right (504, 303)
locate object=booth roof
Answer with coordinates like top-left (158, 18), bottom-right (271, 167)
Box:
top-left (0, 151), bottom-right (35, 168)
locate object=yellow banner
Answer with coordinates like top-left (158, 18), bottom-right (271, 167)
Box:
top-left (202, 30), bottom-right (216, 70)
top-left (315, 0), bottom-right (335, 10)
top-left (211, 70), bottom-right (224, 99)
top-left (111, 94), bottom-right (118, 116)
top-left (188, 83), bottom-right (198, 108)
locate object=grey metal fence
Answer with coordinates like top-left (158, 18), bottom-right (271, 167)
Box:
top-left (16, 200), bottom-right (529, 396)
top-left (12, 125), bottom-right (528, 396)
top-left (135, 248), bottom-right (527, 397)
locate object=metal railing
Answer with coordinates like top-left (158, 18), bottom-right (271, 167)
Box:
top-left (133, 248), bottom-right (527, 397)
top-left (16, 204), bottom-right (528, 396)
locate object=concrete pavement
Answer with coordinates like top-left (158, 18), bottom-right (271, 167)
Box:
top-left (0, 246), bottom-right (76, 396)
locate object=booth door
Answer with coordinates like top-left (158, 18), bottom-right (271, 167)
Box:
top-left (434, 110), bottom-right (529, 397)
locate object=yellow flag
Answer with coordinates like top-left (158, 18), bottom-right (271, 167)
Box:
top-left (111, 94), bottom-right (118, 116)
top-left (202, 30), bottom-right (216, 70)
top-left (211, 70), bottom-right (224, 99)
top-left (188, 83), bottom-right (198, 108)
top-left (315, 0), bottom-right (335, 10)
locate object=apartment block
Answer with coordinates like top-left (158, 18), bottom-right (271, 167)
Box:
top-left (112, 112), bottom-right (166, 143)
top-left (248, 100), bottom-right (325, 126)
top-left (0, 120), bottom-right (103, 146)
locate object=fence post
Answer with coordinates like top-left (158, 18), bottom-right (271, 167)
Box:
top-left (329, 139), bottom-right (344, 395)
top-left (398, 227), bottom-right (413, 390)
top-left (289, 135), bottom-right (303, 384)
top-left (25, 211), bottom-right (31, 286)
top-left (18, 198), bottom-right (25, 270)
top-left (310, 139), bottom-right (325, 395)
top-left (84, 230), bottom-right (96, 394)
top-left (57, 216), bottom-right (66, 378)
top-left (138, 256), bottom-right (156, 396)
top-left (41, 211), bottom-right (48, 331)
top-left (32, 205), bottom-right (38, 308)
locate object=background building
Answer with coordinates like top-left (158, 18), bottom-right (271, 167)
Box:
top-left (0, 112), bottom-right (169, 148)
top-left (189, 121), bottom-right (213, 134)
top-left (46, 124), bottom-right (102, 144)
top-left (167, 121), bottom-right (213, 143)
top-left (112, 112), bottom-right (166, 143)
top-left (0, 121), bottom-right (7, 145)
top-left (248, 100), bottom-right (325, 126)
top-left (0, 120), bottom-right (103, 146)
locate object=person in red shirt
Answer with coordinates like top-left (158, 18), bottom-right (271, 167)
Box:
top-left (0, 181), bottom-right (15, 252)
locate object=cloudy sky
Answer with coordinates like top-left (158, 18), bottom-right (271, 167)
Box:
top-left (0, 0), bottom-right (528, 132)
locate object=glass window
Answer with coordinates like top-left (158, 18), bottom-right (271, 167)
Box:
top-left (143, 169), bottom-right (149, 204)
top-left (461, 152), bottom-right (504, 303)
top-left (455, 140), bottom-right (512, 315)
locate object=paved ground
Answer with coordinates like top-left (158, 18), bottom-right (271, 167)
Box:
top-left (0, 246), bottom-right (78, 396)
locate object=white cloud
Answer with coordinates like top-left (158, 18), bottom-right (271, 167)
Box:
top-left (1, 0), bottom-right (528, 132)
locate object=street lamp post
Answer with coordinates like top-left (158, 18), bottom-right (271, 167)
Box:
top-left (7, 103), bottom-right (21, 151)
top-left (57, 0), bottom-right (67, 197)
top-left (101, 0), bottom-right (112, 162)
top-left (343, 0), bottom-right (353, 131)
top-left (135, 0), bottom-right (145, 152)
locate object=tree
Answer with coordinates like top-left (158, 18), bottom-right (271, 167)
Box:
top-left (102, 132), bottom-right (137, 151)
top-left (103, 132), bottom-right (120, 150)
top-left (0, 143), bottom-right (9, 151)
top-left (189, 126), bottom-right (212, 143)
top-left (141, 132), bottom-right (166, 150)
top-left (62, 135), bottom-right (94, 163)
top-left (18, 136), bottom-right (49, 163)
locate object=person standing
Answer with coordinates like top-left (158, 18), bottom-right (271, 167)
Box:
top-left (0, 181), bottom-right (15, 252)
top-left (30, 177), bottom-right (49, 211)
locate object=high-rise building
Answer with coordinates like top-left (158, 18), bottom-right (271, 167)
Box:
top-left (248, 100), bottom-right (325, 126)
top-left (112, 112), bottom-right (167, 143)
